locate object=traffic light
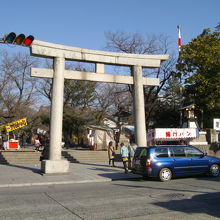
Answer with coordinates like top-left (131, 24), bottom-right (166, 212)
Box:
top-left (14, 34), bottom-right (26, 45)
top-left (4, 32), bottom-right (16, 44)
top-left (23, 35), bottom-right (34, 46)
top-left (3, 32), bottom-right (34, 46)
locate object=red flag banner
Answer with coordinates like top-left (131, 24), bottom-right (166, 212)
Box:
top-left (177, 25), bottom-right (182, 51)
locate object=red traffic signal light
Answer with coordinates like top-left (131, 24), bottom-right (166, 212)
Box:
top-left (3, 32), bottom-right (34, 46)
top-left (23, 35), bottom-right (34, 46)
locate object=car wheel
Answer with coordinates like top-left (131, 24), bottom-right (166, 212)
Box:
top-left (159, 168), bottom-right (172, 182)
top-left (209, 164), bottom-right (220, 177)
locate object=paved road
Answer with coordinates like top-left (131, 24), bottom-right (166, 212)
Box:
top-left (0, 174), bottom-right (219, 219)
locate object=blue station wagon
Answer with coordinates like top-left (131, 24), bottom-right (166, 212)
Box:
top-left (133, 145), bottom-right (220, 181)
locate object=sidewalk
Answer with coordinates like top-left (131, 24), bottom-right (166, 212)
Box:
top-left (0, 162), bottom-right (142, 188)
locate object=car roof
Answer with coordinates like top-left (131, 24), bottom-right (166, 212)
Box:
top-left (136, 145), bottom-right (193, 149)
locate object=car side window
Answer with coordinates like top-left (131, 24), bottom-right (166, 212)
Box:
top-left (172, 147), bottom-right (186, 157)
top-left (139, 149), bottom-right (147, 158)
top-left (155, 148), bottom-right (169, 158)
top-left (185, 147), bottom-right (203, 157)
top-left (134, 148), bottom-right (142, 158)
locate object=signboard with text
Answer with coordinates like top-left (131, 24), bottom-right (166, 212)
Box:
top-left (5, 118), bottom-right (28, 132)
top-left (213, 118), bottom-right (220, 131)
top-left (148, 128), bottom-right (199, 141)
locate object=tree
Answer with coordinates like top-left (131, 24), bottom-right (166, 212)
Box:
top-left (95, 83), bottom-right (132, 122)
top-left (105, 31), bottom-right (177, 128)
top-left (0, 51), bottom-right (39, 120)
top-left (215, 22), bottom-right (220, 31)
top-left (177, 26), bottom-right (220, 127)
top-left (37, 61), bottom-right (99, 146)
top-left (152, 74), bottom-right (182, 128)
top-left (37, 61), bottom-right (97, 107)
top-left (0, 50), bottom-right (50, 142)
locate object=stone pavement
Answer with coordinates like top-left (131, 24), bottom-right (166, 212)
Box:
top-left (0, 162), bottom-right (141, 188)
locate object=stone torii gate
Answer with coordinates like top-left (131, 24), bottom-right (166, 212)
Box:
top-left (30, 40), bottom-right (169, 174)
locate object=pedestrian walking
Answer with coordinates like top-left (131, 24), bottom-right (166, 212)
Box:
top-left (128, 142), bottom-right (137, 169)
top-left (34, 137), bottom-right (41, 151)
top-left (39, 135), bottom-right (45, 147)
top-left (120, 142), bottom-right (129, 173)
top-left (88, 134), bottom-right (95, 150)
top-left (108, 141), bottom-right (115, 167)
top-left (2, 130), bottom-right (9, 150)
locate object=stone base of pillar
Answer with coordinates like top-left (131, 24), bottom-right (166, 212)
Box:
top-left (41, 159), bottom-right (69, 174)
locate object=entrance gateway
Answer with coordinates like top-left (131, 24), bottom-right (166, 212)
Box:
top-left (30, 40), bottom-right (169, 174)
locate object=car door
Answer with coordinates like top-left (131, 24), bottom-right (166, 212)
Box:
top-left (185, 146), bottom-right (209, 173)
top-left (170, 147), bottom-right (192, 175)
top-left (133, 148), bottom-right (147, 174)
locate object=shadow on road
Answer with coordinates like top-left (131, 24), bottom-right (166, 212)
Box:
top-left (153, 191), bottom-right (220, 219)
top-left (2, 164), bottom-right (41, 174)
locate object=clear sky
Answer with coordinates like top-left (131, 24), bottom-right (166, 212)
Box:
top-left (0, 0), bottom-right (219, 53)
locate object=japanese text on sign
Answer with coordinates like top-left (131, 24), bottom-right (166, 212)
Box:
top-left (5, 118), bottom-right (28, 132)
top-left (153, 128), bottom-right (198, 140)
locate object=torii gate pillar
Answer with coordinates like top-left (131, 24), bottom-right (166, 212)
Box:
top-left (132, 65), bottom-right (147, 146)
top-left (41, 57), bottom-right (69, 174)
top-left (30, 40), bottom-right (169, 174)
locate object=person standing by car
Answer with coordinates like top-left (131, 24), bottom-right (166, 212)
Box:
top-left (107, 141), bottom-right (115, 167)
top-left (128, 142), bottom-right (137, 169)
top-left (120, 142), bottom-right (129, 173)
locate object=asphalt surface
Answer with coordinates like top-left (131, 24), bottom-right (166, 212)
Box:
top-left (0, 162), bottom-right (142, 188)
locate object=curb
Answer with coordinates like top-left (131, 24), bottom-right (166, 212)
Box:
top-left (0, 175), bottom-right (141, 188)
top-left (0, 178), bottom-right (112, 188)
